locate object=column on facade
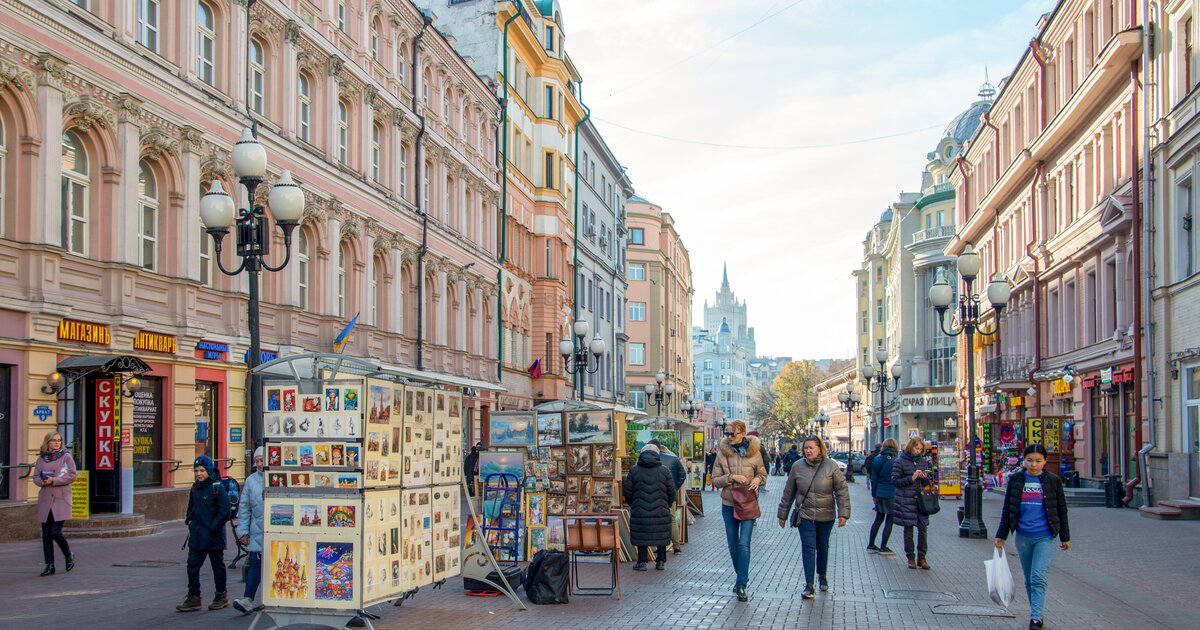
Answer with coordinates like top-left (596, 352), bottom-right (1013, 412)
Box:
top-left (180, 127), bottom-right (203, 282)
top-left (231, 1), bottom-right (249, 114)
top-left (116, 96), bottom-right (142, 266)
top-left (363, 227), bottom-right (376, 327)
top-left (456, 279), bottom-right (468, 353)
top-left (389, 246), bottom-right (404, 335)
top-left (361, 89), bottom-right (375, 178)
top-left (326, 62), bottom-right (341, 165)
top-left (180, 1), bottom-right (198, 81)
top-left (34, 55), bottom-right (66, 247)
top-left (391, 115), bottom-right (405, 203)
top-left (435, 266), bottom-right (448, 348)
top-left (325, 213), bottom-right (342, 316)
top-left (282, 23), bottom-right (299, 139)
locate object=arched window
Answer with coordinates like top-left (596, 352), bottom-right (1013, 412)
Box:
top-left (461, 105), bottom-right (470, 139)
top-left (370, 19), bottom-right (380, 60)
top-left (397, 49), bottom-right (406, 85)
top-left (297, 230), bottom-right (310, 308)
top-left (298, 74), bottom-right (312, 143)
top-left (337, 101), bottom-right (349, 165)
top-left (250, 39), bottom-right (266, 114)
top-left (197, 2), bottom-right (216, 85)
top-left (138, 0), bottom-right (160, 52)
top-left (422, 68), bottom-right (431, 107)
top-left (399, 143), bottom-right (408, 200)
top-left (422, 161), bottom-right (430, 211)
top-left (60, 131), bottom-right (89, 255)
top-left (442, 87), bottom-right (451, 123)
top-left (371, 124), bottom-right (381, 182)
top-left (337, 243), bottom-right (347, 317)
top-left (138, 161), bottom-right (158, 271)
top-left (198, 183), bottom-right (212, 286)
top-left (0, 116), bottom-right (6, 237)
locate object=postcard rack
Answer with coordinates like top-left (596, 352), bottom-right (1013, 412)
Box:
top-left (481, 473), bottom-right (522, 566)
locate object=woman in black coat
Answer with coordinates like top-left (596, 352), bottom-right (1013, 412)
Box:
top-left (622, 444), bottom-right (676, 571)
top-left (891, 437), bottom-right (932, 569)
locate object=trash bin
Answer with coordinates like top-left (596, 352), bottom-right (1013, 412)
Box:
top-left (1104, 474), bottom-right (1123, 508)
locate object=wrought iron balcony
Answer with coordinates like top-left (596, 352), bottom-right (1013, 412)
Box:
top-left (984, 354), bottom-right (1032, 384)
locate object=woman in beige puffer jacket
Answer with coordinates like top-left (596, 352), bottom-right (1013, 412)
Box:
top-left (711, 420), bottom-right (767, 602)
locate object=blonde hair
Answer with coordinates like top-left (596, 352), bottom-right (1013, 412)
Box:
top-left (40, 432), bottom-right (63, 455)
top-left (728, 420), bottom-right (747, 435)
top-left (904, 437), bottom-right (925, 455)
top-left (802, 436), bottom-right (829, 460)
top-left (881, 438), bottom-right (899, 451)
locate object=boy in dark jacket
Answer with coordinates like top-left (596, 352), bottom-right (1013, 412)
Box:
top-left (178, 455), bottom-right (231, 612)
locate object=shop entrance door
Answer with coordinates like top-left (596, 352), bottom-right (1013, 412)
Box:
top-left (83, 375), bottom-right (121, 513)
top-left (0, 366), bottom-right (10, 500)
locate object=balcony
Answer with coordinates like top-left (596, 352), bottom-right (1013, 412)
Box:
top-left (911, 224), bottom-right (956, 246)
top-left (984, 354), bottom-right (1032, 385)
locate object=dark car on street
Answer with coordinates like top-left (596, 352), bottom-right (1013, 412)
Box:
top-left (830, 451), bottom-right (866, 473)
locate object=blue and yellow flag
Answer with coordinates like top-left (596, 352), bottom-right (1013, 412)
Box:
top-left (333, 313), bottom-right (359, 353)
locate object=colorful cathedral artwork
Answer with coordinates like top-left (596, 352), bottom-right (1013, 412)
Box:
top-left (315, 542), bottom-right (355, 602)
top-left (268, 539), bottom-right (311, 602)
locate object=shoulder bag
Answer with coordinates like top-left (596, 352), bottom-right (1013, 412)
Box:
top-left (730, 483), bottom-right (761, 521)
top-left (916, 476), bottom-right (941, 515)
top-left (788, 459), bottom-right (828, 527)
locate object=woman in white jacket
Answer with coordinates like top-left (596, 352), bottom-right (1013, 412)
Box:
top-left (233, 448), bottom-right (265, 614)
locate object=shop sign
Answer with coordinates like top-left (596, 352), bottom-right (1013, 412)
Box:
top-left (195, 341), bottom-right (230, 361)
top-left (121, 429), bottom-right (131, 447)
top-left (942, 418), bottom-right (957, 428)
top-left (71, 471), bottom-right (89, 520)
top-left (898, 392), bottom-right (956, 413)
top-left (133, 331), bottom-right (177, 354)
top-left (95, 378), bottom-right (117, 470)
top-left (34, 405), bottom-right (53, 422)
top-left (1052, 378), bottom-right (1072, 395)
top-left (57, 319), bottom-right (110, 345)
top-left (1100, 367), bottom-right (1113, 385)
top-left (1010, 396), bottom-right (1023, 407)
top-left (243, 348), bottom-right (280, 364)
top-left (229, 427), bottom-right (243, 443)
top-left (981, 423), bottom-right (993, 473)
top-left (1043, 418), bottom-right (1061, 452)
top-left (1028, 418), bottom-right (1044, 445)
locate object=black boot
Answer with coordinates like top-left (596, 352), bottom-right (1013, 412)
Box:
top-left (66, 554), bottom-right (75, 572)
top-left (39, 564), bottom-right (55, 577)
top-left (735, 586), bottom-right (749, 602)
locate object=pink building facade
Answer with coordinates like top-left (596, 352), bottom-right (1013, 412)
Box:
top-left (0, 0), bottom-right (501, 524)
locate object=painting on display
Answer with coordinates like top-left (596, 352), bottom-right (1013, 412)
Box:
top-left (266, 538), bottom-right (311, 604)
top-left (536, 413), bottom-right (564, 447)
top-left (368, 383), bottom-right (391, 425)
top-left (314, 542), bottom-right (355, 604)
top-left (592, 444), bottom-right (615, 477)
top-left (478, 450), bottom-right (524, 484)
top-left (545, 517), bottom-right (566, 551)
top-left (568, 444), bottom-right (593, 475)
top-left (693, 432), bottom-right (706, 460)
top-left (527, 528), bottom-right (547, 558)
top-left (625, 430), bottom-right (680, 458)
top-left (566, 411), bottom-right (613, 444)
top-left (525, 492), bottom-right (547, 528)
top-left (489, 413), bottom-right (535, 446)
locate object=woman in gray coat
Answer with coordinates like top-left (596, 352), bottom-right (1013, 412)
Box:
top-left (777, 436), bottom-right (850, 600)
top-left (233, 447), bottom-right (265, 613)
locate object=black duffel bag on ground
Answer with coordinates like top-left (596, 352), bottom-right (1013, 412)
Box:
top-left (524, 549), bottom-right (569, 605)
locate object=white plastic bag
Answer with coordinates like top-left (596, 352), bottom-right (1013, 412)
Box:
top-left (985, 546), bottom-right (1015, 607)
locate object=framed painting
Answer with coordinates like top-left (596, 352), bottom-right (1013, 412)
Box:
top-left (536, 413), bottom-right (564, 447)
top-left (478, 450), bottom-right (524, 484)
top-left (525, 492), bottom-right (547, 528)
top-left (592, 444), bottom-right (615, 477)
top-left (566, 411), bottom-right (613, 444)
top-left (488, 413), bottom-right (535, 446)
top-left (547, 494), bottom-right (566, 515)
top-left (568, 444), bottom-right (593, 475)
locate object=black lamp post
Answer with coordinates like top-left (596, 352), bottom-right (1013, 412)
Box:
top-left (837, 382), bottom-right (862, 481)
top-left (929, 243), bottom-right (1011, 539)
top-left (682, 398), bottom-right (700, 420)
top-left (560, 319), bottom-right (605, 401)
top-left (199, 129), bottom-right (304, 454)
top-left (815, 409), bottom-right (830, 441)
top-left (643, 370), bottom-right (674, 415)
top-left (862, 348), bottom-right (902, 451)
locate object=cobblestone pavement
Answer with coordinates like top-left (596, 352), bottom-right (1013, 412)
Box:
top-left (1, 474), bottom-right (1196, 629)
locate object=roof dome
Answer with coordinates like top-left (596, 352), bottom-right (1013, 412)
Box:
top-left (943, 79), bottom-right (995, 146)
top-left (880, 207), bottom-right (893, 222)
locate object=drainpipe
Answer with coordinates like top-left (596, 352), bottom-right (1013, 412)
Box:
top-left (1126, 58), bottom-right (1145, 506)
top-left (496, 4), bottom-right (523, 382)
top-left (572, 84), bottom-right (591, 399)
top-left (1135, 7), bottom-right (1158, 506)
top-left (1025, 162), bottom-right (1044, 419)
top-left (413, 13), bottom-right (432, 371)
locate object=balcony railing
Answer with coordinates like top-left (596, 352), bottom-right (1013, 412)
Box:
top-left (911, 224), bottom-right (956, 245)
top-left (984, 354), bottom-right (1032, 384)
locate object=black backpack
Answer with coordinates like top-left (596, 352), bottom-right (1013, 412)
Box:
top-left (524, 550), bottom-right (569, 605)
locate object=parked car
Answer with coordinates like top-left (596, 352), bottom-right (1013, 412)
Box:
top-left (830, 451), bottom-right (866, 473)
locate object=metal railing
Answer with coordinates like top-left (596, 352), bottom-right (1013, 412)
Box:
top-left (134, 459), bottom-right (182, 473)
top-left (984, 354), bottom-right (1032, 383)
top-left (911, 224), bottom-right (957, 245)
top-left (0, 463), bottom-right (33, 485)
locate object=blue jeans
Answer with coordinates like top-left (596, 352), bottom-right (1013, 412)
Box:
top-left (1015, 534), bottom-right (1056, 620)
top-left (244, 551), bottom-right (262, 600)
top-left (798, 519), bottom-right (834, 586)
top-left (721, 505), bottom-right (755, 588)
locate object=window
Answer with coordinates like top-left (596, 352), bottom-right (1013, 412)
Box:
top-left (1187, 17), bottom-right (1195, 96)
top-left (0, 117), bottom-right (5, 237)
top-left (1181, 179), bottom-right (1195, 276)
top-left (545, 25), bottom-right (555, 51)
top-left (138, 0), bottom-right (160, 52)
top-left (196, 3), bottom-right (216, 85)
top-left (544, 152), bottom-right (554, 189)
top-left (337, 2), bottom-right (346, 32)
top-left (876, 298), bottom-right (884, 323)
top-left (627, 263), bottom-right (645, 280)
top-left (297, 231), bottom-right (310, 308)
top-left (337, 101), bottom-right (349, 165)
top-left (371, 125), bottom-right (381, 182)
top-left (138, 161), bottom-right (158, 271)
top-left (370, 259), bottom-right (379, 324)
top-left (60, 132), bottom-right (89, 256)
top-left (629, 390), bottom-right (645, 410)
top-left (861, 311), bottom-right (868, 334)
top-left (337, 244), bottom-right (347, 317)
top-left (199, 223), bottom-right (212, 287)
top-left (246, 39), bottom-right (268, 114)
top-left (397, 50), bottom-right (406, 85)
top-left (370, 20), bottom-right (380, 60)
top-left (629, 228), bottom-right (644, 245)
top-left (1185, 367), bottom-right (1200, 459)
top-left (400, 143), bottom-right (409, 200)
top-left (298, 74), bottom-right (312, 142)
top-left (703, 375), bottom-right (713, 386)
top-left (442, 87), bottom-right (451, 123)
top-left (629, 343), bottom-right (645, 365)
top-left (720, 374), bottom-right (731, 385)
top-left (544, 239), bottom-right (553, 276)
top-left (544, 85), bottom-right (554, 119)
top-left (703, 359), bottom-right (713, 370)
top-left (628, 302), bottom-right (646, 321)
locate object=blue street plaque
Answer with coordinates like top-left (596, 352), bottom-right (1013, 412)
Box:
top-left (33, 405), bottom-right (53, 422)
top-left (229, 427), bottom-right (243, 443)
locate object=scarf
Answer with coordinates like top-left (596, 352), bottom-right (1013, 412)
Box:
top-left (41, 448), bottom-right (67, 463)
top-left (729, 438), bottom-right (749, 457)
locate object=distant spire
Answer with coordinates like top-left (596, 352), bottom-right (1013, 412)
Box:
top-left (978, 66), bottom-right (996, 101)
top-left (721, 261), bottom-right (730, 292)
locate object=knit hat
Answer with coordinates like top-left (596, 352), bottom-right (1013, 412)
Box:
top-left (640, 444), bottom-right (659, 454)
top-left (193, 455), bottom-right (218, 479)
top-left (253, 446), bottom-right (264, 460)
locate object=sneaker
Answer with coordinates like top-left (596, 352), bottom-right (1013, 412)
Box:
top-left (866, 544), bottom-right (880, 553)
top-left (232, 598), bottom-right (257, 614)
top-left (877, 546), bottom-right (896, 556)
top-left (208, 592), bottom-right (229, 610)
top-left (801, 585), bottom-right (815, 599)
top-left (633, 562), bottom-right (647, 571)
top-left (1029, 621), bottom-right (1043, 630)
top-left (655, 561), bottom-right (665, 571)
top-left (176, 595), bottom-right (202, 613)
top-left (818, 576), bottom-right (829, 592)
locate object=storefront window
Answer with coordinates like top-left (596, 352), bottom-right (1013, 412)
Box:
top-left (132, 376), bottom-right (163, 486)
top-left (195, 382), bottom-right (218, 459)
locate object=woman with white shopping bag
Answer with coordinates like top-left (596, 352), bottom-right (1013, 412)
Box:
top-left (994, 443), bottom-right (1070, 630)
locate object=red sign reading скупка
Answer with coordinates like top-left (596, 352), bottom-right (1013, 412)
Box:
top-left (96, 378), bottom-right (116, 470)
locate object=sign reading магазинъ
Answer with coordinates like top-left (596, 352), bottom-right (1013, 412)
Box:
top-left (58, 319), bottom-right (111, 345)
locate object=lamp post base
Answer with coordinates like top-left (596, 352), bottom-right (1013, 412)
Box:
top-left (958, 470), bottom-right (988, 539)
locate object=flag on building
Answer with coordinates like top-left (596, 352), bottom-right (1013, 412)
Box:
top-left (528, 357), bottom-right (542, 379)
top-left (333, 313), bottom-right (360, 353)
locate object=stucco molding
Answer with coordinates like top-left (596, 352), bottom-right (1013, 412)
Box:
top-left (141, 127), bottom-right (179, 160)
top-left (35, 52), bottom-right (67, 89)
top-left (0, 59), bottom-right (34, 92)
top-left (63, 95), bottom-right (114, 131)
top-left (179, 126), bottom-right (204, 153)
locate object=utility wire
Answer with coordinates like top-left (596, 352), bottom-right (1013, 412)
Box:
top-left (600, 0), bottom-right (810, 101)
top-left (593, 116), bottom-right (948, 151)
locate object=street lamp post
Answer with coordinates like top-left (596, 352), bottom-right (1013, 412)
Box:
top-left (560, 319), bottom-right (605, 401)
top-left (199, 129), bottom-right (304, 453)
top-left (682, 398), bottom-right (700, 420)
top-left (862, 348), bottom-right (902, 449)
top-left (837, 382), bottom-right (863, 481)
top-left (929, 243), bottom-right (1011, 539)
top-left (643, 370), bottom-right (675, 415)
top-left (816, 409), bottom-right (830, 441)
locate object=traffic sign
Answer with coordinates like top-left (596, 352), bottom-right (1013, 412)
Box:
top-left (883, 417), bottom-right (892, 428)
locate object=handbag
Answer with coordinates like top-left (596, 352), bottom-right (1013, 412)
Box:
top-left (916, 488), bottom-right (941, 515)
top-left (788, 459), bottom-right (829, 526)
top-left (730, 484), bottom-right (761, 521)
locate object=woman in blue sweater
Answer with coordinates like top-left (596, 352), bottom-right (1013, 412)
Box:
top-left (995, 443), bottom-right (1071, 630)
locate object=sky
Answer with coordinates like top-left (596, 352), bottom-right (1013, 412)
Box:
top-left (565, 0), bottom-right (1057, 360)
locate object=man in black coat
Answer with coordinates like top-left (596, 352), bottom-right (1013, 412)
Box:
top-left (178, 456), bottom-right (231, 612)
top-left (782, 444), bottom-right (801, 475)
top-left (863, 444), bottom-right (882, 492)
top-left (464, 442), bottom-right (484, 497)
top-left (622, 445), bottom-right (676, 571)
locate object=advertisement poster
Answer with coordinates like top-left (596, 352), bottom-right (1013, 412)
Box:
top-left (131, 379), bottom-right (162, 486)
top-left (937, 441), bottom-right (961, 497)
top-left (71, 471), bottom-right (89, 520)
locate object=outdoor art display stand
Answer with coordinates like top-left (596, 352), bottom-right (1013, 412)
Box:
top-left (243, 359), bottom-right (521, 630)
